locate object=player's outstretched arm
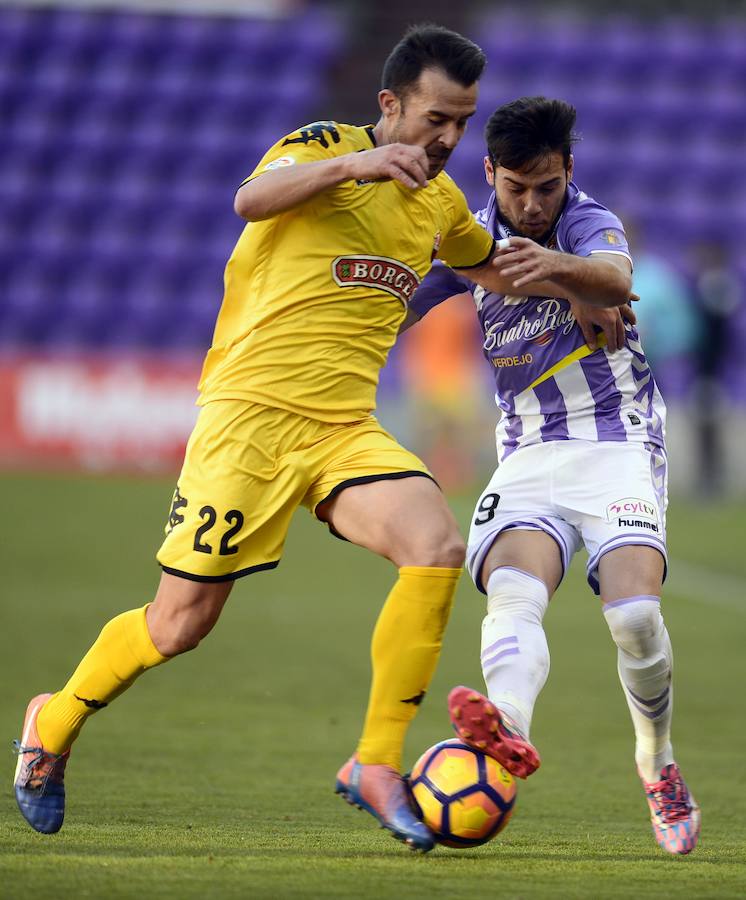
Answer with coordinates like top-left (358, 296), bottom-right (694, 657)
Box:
top-left (488, 238), bottom-right (632, 308)
top-left (234, 143), bottom-right (429, 221)
top-left (456, 260), bottom-right (559, 302)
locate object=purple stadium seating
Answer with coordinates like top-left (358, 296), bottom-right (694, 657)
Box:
top-left (0, 4), bottom-right (342, 351)
top-left (0, 3), bottom-right (743, 391)
top-left (455, 13), bottom-right (744, 270)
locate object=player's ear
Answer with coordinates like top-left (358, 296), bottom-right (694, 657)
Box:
top-left (567, 154), bottom-right (574, 182)
top-left (378, 89), bottom-right (401, 120)
top-left (483, 155), bottom-right (494, 186)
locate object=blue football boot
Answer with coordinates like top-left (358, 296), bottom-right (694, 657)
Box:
top-left (335, 755), bottom-right (435, 851)
top-left (14, 693), bottom-right (69, 834)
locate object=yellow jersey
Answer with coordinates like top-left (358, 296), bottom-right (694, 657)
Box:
top-left (197, 121), bottom-right (494, 422)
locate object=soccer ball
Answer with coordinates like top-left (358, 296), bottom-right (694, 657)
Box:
top-left (408, 739), bottom-right (516, 848)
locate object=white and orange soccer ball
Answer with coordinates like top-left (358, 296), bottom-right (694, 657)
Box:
top-left (408, 739), bottom-right (516, 848)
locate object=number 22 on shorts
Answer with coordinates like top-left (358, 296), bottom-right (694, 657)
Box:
top-left (193, 506), bottom-right (245, 556)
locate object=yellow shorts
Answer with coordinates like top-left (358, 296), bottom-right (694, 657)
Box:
top-left (156, 399), bottom-right (433, 581)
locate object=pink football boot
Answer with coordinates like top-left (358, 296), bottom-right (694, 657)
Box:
top-left (640, 763), bottom-right (701, 855)
top-left (448, 685), bottom-right (540, 779)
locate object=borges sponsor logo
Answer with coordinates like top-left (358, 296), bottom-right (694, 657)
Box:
top-left (606, 497), bottom-right (657, 523)
top-left (332, 255), bottom-right (420, 304)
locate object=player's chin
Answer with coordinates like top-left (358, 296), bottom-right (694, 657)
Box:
top-left (522, 225), bottom-right (547, 240)
top-left (427, 158), bottom-right (449, 178)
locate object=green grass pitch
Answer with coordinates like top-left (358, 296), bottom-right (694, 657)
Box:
top-left (1, 472), bottom-right (745, 899)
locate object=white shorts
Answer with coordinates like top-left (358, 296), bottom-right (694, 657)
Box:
top-left (466, 440), bottom-right (668, 595)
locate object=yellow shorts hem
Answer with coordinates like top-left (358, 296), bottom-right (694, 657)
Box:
top-left (311, 470), bottom-right (437, 518)
top-left (159, 560), bottom-right (280, 583)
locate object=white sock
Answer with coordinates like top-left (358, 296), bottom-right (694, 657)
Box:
top-left (481, 566), bottom-right (550, 739)
top-left (603, 595), bottom-right (675, 782)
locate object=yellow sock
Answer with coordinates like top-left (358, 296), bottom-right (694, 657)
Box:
top-left (37, 605), bottom-right (168, 754)
top-left (357, 565), bottom-right (461, 769)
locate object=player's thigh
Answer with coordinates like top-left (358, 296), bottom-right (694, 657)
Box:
top-left (597, 544), bottom-right (664, 605)
top-left (321, 475), bottom-right (464, 568)
top-left (157, 400), bottom-right (310, 581)
top-left (570, 442), bottom-right (668, 596)
top-left (309, 419), bottom-right (463, 568)
top-left (480, 529), bottom-right (564, 597)
top-left (465, 449), bottom-right (580, 594)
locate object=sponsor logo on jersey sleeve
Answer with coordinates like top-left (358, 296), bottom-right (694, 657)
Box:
top-left (332, 255), bottom-right (420, 304)
top-left (263, 156), bottom-right (296, 171)
top-left (603, 229), bottom-right (621, 245)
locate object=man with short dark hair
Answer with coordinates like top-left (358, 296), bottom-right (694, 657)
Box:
top-left (409, 96), bottom-right (700, 855)
top-left (14, 28), bottom-right (628, 853)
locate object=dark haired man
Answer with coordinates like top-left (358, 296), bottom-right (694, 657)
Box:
top-left (409, 96), bottom-right (700, 855)
top-left (13, 29), bottom-right (628, 852)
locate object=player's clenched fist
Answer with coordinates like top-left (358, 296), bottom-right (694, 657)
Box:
top-left (346, 143), bottom-right (429, 189)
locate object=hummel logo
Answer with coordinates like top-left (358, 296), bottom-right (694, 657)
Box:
top-left (401, 691), bottom-right (426, 706)
top-left (74, 695), bottom-right (108, 710)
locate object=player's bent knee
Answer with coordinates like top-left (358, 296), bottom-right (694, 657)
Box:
top-left (439, 535), bottom-right (467, 569)
top-left (485, 566), bottom-right (549, 620)
top-left (148, 575), bottom-right (232, 656)
top-left (400, 531), bottom-right (466, 569)
top-left (148, 611), bottom-right (220, 657)
top-left (604, 600), bottom-right (663, 659)
top-left (155, 631), bottom-right (201, 657)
